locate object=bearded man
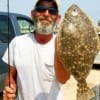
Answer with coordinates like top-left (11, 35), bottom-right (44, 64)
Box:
top-left (2, 0), bottom-right (70, 100)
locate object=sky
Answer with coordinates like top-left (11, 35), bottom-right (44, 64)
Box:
top-left (0, 0), bottom-right (100, 26)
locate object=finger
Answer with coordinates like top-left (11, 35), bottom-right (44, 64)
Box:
top-left (7, 92), bottom-right (16, 98)
top-left (3, 95), bottom-right (15, 100)
top-left (5, 85), bottom-right (16, 94)
top-left (3, 94), bottom-right (15, 100)
top-left (3, 90), bottom-right (7, 100)
top-left (3, 88), bottom-right (16, 100)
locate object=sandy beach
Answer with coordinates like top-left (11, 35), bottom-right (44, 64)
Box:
top-left (61, 69), bottom-right (100, 100)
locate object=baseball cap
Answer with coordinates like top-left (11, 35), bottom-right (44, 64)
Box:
top-left (34, 0), bottom-right (59, 11)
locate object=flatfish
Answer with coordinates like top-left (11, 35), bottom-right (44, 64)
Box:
top-left (56, 4), bottom-right (99, 100)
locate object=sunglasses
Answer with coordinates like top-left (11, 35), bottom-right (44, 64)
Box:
top-left (34, 6), bottom-right (58, 15)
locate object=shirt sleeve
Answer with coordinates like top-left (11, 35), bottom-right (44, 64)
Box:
top-left (2, 37), bottom-right (16, 67)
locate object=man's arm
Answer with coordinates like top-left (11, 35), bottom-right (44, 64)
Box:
top-left (54, 51), bottom-right (70, 84)
top-left (3, 66), bottom-right (17, 100)
top-left (54, 39), bottom-right (70, 84)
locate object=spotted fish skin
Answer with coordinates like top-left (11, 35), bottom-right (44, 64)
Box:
top-left (56, 4), bottom-right (99, 100)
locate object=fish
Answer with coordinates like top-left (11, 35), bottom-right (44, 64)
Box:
top-left (56, 4), bottom-right (99, 100)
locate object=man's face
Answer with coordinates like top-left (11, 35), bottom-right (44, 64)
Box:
top-left (32, 1), bottom-right (59, 35)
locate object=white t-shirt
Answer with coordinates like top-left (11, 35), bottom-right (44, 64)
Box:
top-left (2, 33), bottom-right (63, 100)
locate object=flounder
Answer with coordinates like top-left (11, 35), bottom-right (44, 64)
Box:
top-left (56, 4), bottom-right (99, 100)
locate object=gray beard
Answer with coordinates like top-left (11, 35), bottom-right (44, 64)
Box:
top-left (34, 21), bottom-right (55, 35)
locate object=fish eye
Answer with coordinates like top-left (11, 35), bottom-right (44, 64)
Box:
top-left (73, 8), bottom-right (76, 12)
top-left (71, 8), bottom-right (78, 16)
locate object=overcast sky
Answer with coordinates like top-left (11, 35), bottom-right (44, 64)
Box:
top-left (0, 0), bottom-right (100, 25)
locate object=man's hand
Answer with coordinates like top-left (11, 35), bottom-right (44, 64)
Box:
top-left (3, 84), bottom-right (16, 100)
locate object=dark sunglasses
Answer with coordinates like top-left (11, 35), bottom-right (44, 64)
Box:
top-left (34, 6), bottom-right (58, 15)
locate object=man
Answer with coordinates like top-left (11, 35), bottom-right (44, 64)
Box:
top-left (2, 0), bottom-right (70, 100)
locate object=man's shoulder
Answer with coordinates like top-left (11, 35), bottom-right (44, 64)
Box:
top-left (14, 33), bottom-right (33, 41)
top-left (16, 33), bottom-right (32, 38)
top-left (10, 33), bottom-right (34, 45)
